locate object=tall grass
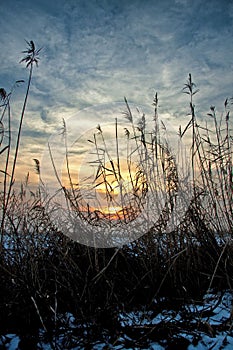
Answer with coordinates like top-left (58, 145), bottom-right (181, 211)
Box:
top-left (0, 41), bottom-right (42, 245)
top-left (50, 98), bottom-right (183, 247)
top-left (0, 43), bottom-right (232, 347)
top-left (181, 74), bottom-right (232, 235)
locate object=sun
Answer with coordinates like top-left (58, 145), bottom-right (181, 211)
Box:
top-left (75, 158), bottom-right (147, 224)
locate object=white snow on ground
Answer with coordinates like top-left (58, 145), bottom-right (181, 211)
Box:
top-left (1, 291), bottom-right (233, 349)
top-left (188, 335), bottom-right (233, 350)
top-left (0, 334), bottom-right (20, 350)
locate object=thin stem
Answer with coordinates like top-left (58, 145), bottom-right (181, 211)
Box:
top-left (5, 63), bottom-right (33, 216)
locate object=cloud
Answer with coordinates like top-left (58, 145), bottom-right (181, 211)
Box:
top-left (0, 0), bottom-right (232, 182)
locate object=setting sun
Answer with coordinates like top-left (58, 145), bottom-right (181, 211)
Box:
top-left (74, 159), bottom-right (147, 224)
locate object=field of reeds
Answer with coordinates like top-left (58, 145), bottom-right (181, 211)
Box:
top-left (0, 42), bottom-right (232, 349)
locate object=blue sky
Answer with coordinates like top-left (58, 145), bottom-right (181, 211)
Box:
top-left (0, 0), bottom-right (233, 182)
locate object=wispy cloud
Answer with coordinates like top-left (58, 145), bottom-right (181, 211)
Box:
top-left (0, 0), bottom-right (232, 181)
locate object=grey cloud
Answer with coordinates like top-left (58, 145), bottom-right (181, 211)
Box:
top-left (0, 0), bottom-right (233, 181)
top-left (40, 108), bottom-right (49, 122)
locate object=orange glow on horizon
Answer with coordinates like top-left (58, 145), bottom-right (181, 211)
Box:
top-left (62, 158), bottom-right (147, 224)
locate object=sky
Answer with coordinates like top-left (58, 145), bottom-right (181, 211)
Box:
top-left (0, 0), bottom-right (233, 186)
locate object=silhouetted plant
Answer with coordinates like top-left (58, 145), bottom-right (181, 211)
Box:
top-left (0, 58), bottom-right (232, 349)
top-left (0, 41), bottom-right (42, 242)
top-left (181, 74), bottom-right (232, 234)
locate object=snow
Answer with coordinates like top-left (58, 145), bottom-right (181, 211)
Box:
top-left (188, 334), bottom-right (233, 350)
top-left (0, 334), bottom-right (20, 350)
top-left (1, 291), bottom-right (233, 349)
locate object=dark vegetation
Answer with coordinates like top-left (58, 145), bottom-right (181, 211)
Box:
top-left (0, 41), bottom-right (232, 348)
